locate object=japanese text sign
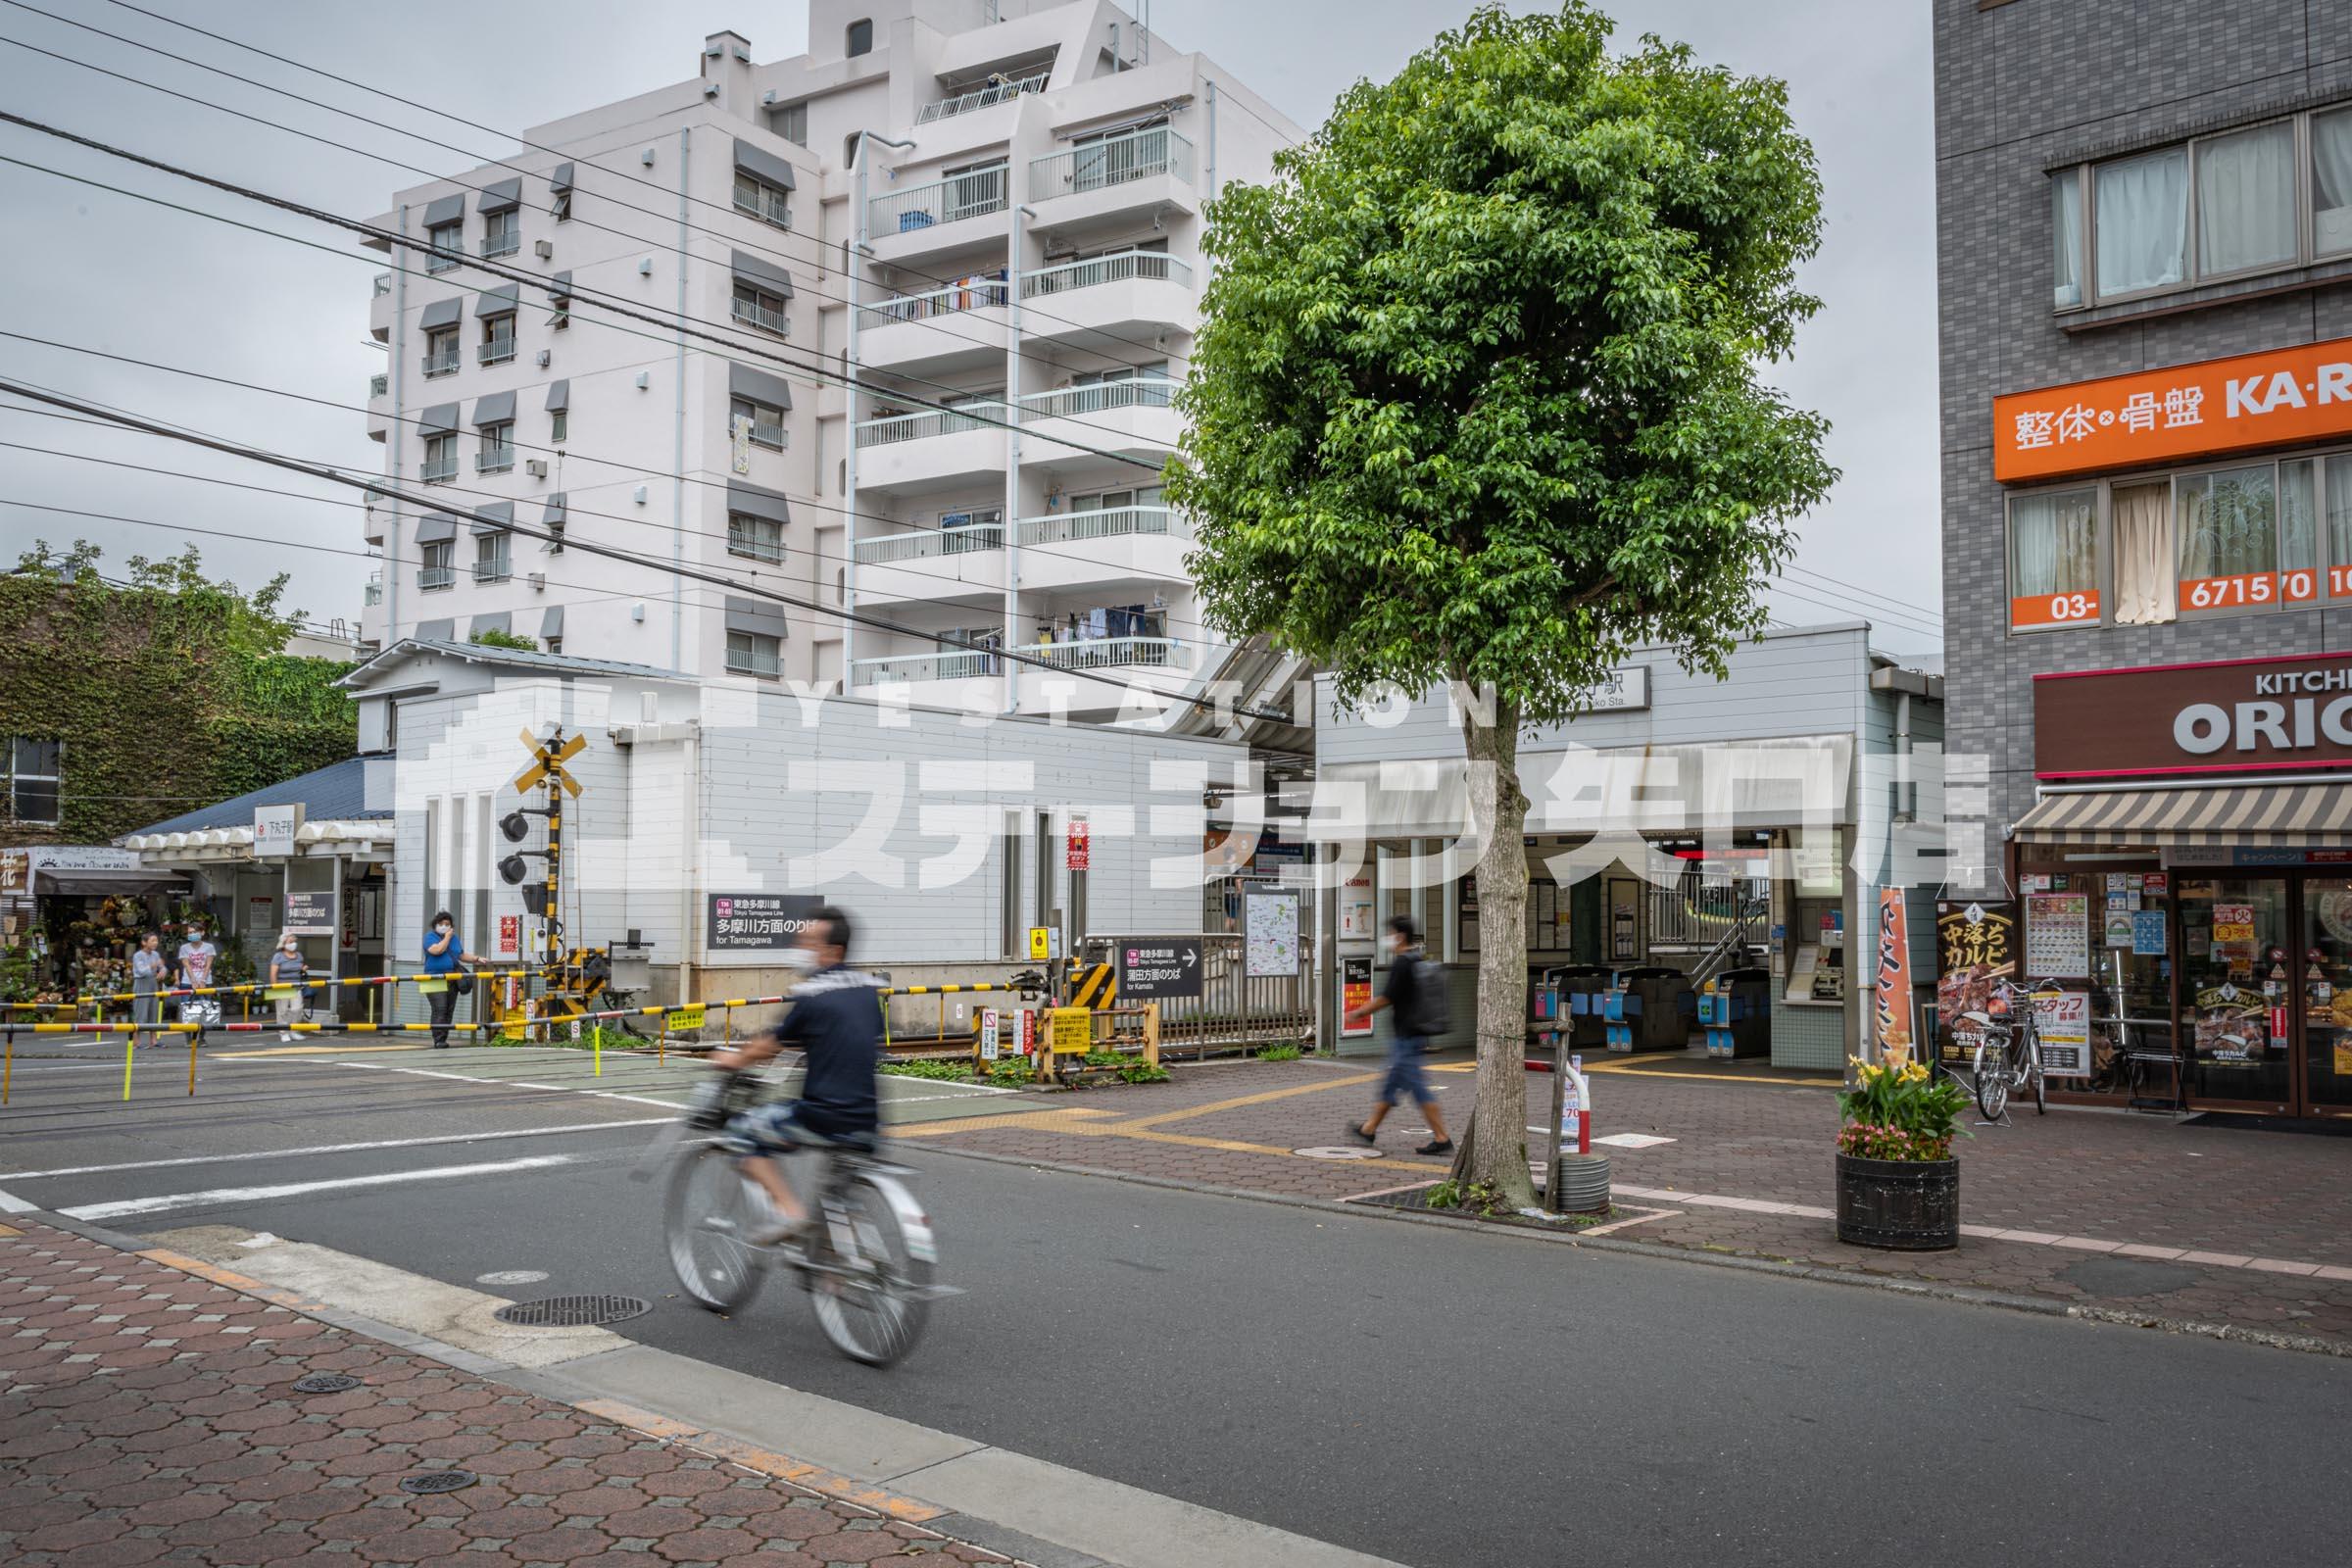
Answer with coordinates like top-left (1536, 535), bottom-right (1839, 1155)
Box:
top-left (706, 892), bottom-right (825, 951)
top-left (1994, 335), bottom-right (2352, 483)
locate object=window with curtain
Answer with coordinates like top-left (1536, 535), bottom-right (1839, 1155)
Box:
top-left (2008, 488), bottom-right (2097, 630)
top-left (2051, 168), bottom-right (2082, 309)
top-left (2280, 459), bottom-right (2320, 602)
top-left (2110, 481), bottom-right (2175, 625)
top-left (2197, 122), bottom-right (2295, 275)
top-left (2177, 465), bottom-right (2278, 611)
top-left (2327, 455), bottom-right (2352, 597)
top-left (2095, 147), bottom-right (2189, 297)
top-left (2317, 109), bottom-right (2352, 257)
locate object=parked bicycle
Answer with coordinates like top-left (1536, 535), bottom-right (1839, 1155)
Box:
top-left (641, 1068), bottom-right (952, 1366)
top-left (1957, 977), bottom-right (2051, 1121)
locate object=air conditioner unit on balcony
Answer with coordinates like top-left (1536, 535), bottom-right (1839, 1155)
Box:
top-left (534, 239), bottom-right (554, 260)
top-left (526, 459), bottom-right (548, 478)
top-left (528, 573), bottom-right (546, 591)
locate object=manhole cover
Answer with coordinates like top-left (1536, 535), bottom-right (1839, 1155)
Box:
top-left (491, 1294), bottom-right (652, 1327)
top-left (2058, 1256), bottom-right (2201, 1298)
top-left (291, 1373), bottom-right (363, 1395)
top-left (398, 1470), bottom-right (478, 1494)
top-left (1292, 1146), bottom-right (1382, 1160)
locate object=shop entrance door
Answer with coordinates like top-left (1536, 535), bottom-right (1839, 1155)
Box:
top-left (2296, 879), bottom-right (2352, 1117)
top-left (2176, 877), bottom-right (2293, 1113)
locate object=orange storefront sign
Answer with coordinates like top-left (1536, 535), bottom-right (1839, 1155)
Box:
top-left (1992, 335), bottom-right (2352, 483)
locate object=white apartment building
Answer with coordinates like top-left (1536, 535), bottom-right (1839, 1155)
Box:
top-left (356, 0), bottom-right (1301, 720)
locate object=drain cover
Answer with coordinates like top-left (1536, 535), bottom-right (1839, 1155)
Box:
top-left (491, 1294), bottom-right (652, 1328)
top-left (1292, 1146), bottom-right (1382, 1160)
top-left (398, 1470), bottom-right (478, 1494)
top-left (291, 1373), bottom-right (363, 1395)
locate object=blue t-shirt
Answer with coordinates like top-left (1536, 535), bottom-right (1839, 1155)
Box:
top-left (422, 929), bottom-right (462, 974)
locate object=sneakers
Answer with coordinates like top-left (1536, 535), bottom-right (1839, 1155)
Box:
top-left (1415, 1139), bottom-right (1454, 1156)
top-left (1347, 1122), bottom-right (1377, 1147)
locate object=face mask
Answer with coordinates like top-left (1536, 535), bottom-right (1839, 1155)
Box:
top-left (781, 948), bottom-right (820, 975)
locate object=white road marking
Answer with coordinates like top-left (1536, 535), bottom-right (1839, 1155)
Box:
top-left (476, 1269), bottom-right (549, 1286)
top-left (1592, 1133), bottom-right (1676, 1149)
top-left (58, 1154), bottom-right (575, 1222)
top-left (0, 1188), bottom-right (37, 1214)
top-left (1, 1119), bottom-right (671, 1181)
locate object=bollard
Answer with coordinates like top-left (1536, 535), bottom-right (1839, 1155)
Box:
top-left (4, 1029), bottom-right (11, 1104)
top-left (122, 1033), bottom-right (134, 1102)
top-left (188, 1032), bottom-right (197, 1097)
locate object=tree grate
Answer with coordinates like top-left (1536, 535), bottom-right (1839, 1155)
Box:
top-left (291, 1373), bottom-right (363, 1395)
top-left (398, 1470), bottom-right (479, 1494)
top-left (491, 1293), bottom-right (652, 1327)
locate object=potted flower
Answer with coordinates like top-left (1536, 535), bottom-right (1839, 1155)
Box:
top-left (1835, 1054), bottom-right (1970, 1250)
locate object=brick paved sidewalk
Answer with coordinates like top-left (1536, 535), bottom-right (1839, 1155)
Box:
top-left (0, 1219), bottom-right (1023, 1568)
top-left (899, 1053), bottom-right (2352, 1350)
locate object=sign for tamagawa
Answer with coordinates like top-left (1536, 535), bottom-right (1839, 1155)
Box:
top-left (706, 893), bottom-right (825, 950)
top-left (2034, 651), bottom-right (2352, 779)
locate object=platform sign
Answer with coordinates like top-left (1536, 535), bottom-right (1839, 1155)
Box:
top-left (282, 890), bottom-right (334, 937)
top-left (1118, 938), bottom-right (1202, 1001)
top-left (707, 893), bottom-right (825, 950)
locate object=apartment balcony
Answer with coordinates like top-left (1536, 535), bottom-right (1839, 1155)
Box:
top-left (852, 522), bottom-right (1005, 608)
top-left (1019, 251), bottom-right (1196, 351)
top-left (475, 449), bottom-right (514, 474)
top-left (425, 246), bottom-right (462, 275)
top-left (365, 373), bottom-right (392, 440)
top-left (729, 299), bottom-right (792, 337)
top-left (369, 273), bottom-right (394, 339)
top-left (857, 276), bottom-right (1008, 373)
top-left (1027, 127), bottom-right (1199, 234)
top-left (373, 272), bottom-right (393, 297)
top-left (417, 566), bottom-right (455, 592)
top-left (471, 559), bottom-right (511, 584)
top-left (1017, 378), bottom-right (1181, 482)
top-left (731, 185), bottom-right (793, 230)
top-left (418, 456), bottom-right (458, 483)
top-left (915, 71), bottom-right (1047, 125)
top-left (369, 373), bottom-right (390, 398)
top-left (865, 166), bottom-right (1009, 265)
top-left (854, 402), bottom-right (1008, 497)
top-left (480, 231), bottom-right (520, 259)
top-left (850, 635), bottom-right (1199, 715)
top-left (422, 348), bottom-right (459, 379)
top-left (1017, 507), bottom-right (1189, 593)
top-left (364, 576), bottom-right (383, 607)
top-left (477, 337), bottom-right (516, 367)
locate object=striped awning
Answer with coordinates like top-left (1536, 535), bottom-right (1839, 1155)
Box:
top-left (2014, 784), bottom-right (2352, 847)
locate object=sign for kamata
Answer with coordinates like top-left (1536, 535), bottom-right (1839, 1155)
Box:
top-left (1117, 938), bottom-right (1202, 1000)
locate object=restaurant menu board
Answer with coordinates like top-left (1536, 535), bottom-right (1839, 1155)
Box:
top-left (1935, 902), bottom-right (2018, 1066)
top-left (2024, 894), bottom-right (2091, 979)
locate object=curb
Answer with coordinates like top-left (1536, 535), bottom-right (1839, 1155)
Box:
top-left (907, 1142), bottom-right (2352, 1359)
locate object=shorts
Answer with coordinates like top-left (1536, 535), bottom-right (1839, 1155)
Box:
top-left (726, 1101), bottom-right (877, 1155)
top-left (1380, 1036), bottom-right (1433, 1107)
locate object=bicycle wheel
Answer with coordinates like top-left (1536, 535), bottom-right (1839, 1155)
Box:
top-left (2027, 1037), bottom-right (2046, 1114)
top-left (664, 1145), bottom-right (768, 1313)
top-left (807, 1175), bottom-right (932, 1368)
top-left (1973, 1036), bottom-right (2010, 1121)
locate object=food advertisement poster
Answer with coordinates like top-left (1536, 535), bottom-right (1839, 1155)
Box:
top-left (1935, 901), bottom-right (2017, 1066)
top-left (2025, 893), bottom-right (2091, 978)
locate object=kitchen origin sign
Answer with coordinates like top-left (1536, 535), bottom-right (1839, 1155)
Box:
top-left (1993, 334), bottom-right (2352, 483)
top-left (2035, 652), bottom-right (2352, 778)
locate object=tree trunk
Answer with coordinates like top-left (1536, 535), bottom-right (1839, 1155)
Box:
top-left (1452, 694), bottom-right (1537, 1210)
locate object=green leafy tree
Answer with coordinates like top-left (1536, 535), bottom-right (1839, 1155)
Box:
top-left (468, 627), bottom-right (541, 653)
top-left (1168, 3), bottom-right (1837, 1205)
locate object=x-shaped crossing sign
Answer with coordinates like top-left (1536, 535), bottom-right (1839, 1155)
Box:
top-left (514, 728), bottom-right (585, 798)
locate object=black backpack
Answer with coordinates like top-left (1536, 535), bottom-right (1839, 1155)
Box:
top-left (1405, 955), bottom-right (1450, 1040)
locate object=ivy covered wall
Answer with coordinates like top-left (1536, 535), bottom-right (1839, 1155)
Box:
top-left (1, 541), bottom-right (359, 845)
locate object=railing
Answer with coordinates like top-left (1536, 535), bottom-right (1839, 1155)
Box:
top-left (471, 559), bottom-right (510, 583)
top-left (1021, 251), bottom-right (1193, 298)
top-left (1645, 868), bottom-right (1771, 954)
top-left (1079, 932), bottom-right (1311, 1056)
top-left (417, 566), bottom-right (455, 591)
top-left (726, 643), bottom-right (784, 678)
top-left (477, 337), bottom-right (516, 366)
top-left (426, 247), bottom-right (460, 274)
top-left (372, 272), bottom-right (392, 297)
top-left (1019, 377), bottom-right (1178, 422)
top-left (418, 456), bottom-right (458, 482)
top-left (725, 520), bottom-right (784, 564)
top-left (480, 229), bottom-right (519, 259)
top-left (363, 578), bottom-right (383, 607)
top-left (852, 649), bottom-right (1003, 684)
top-left (1029, 126), bottom-right (1195, 198)
top-left (1019, 506), bottom-right (1183, 546)
top-left (867, 165), bottom-right (1008, 235)
top-left (854, 523), bottom-right (1004, 563)
top-left (368, 373), bottom-right (389, 398)
top-left (730, 299), bottom-right (790, 335)
top-left (858, 275), bottom-right (1008, 327)
top-left (422, 349), bottom-right (459, 377)
top-left (915, 71), bottom-right (1049, 124)
top-left (732, 184), bottom-right (792, 228)
top-left (1022, 635), bottom-right (1185, 671)
top-left (855, 401), bottom-right (1008, 447)
top-left (475, 448), bottom-right (514, 473)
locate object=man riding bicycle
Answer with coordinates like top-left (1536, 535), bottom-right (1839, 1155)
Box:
top-left (708, 906), bottom-right (882, 1249)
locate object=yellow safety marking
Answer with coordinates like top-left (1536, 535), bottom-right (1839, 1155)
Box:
top-left (553, 732), bottom-right (587, 764)
top-left (891, 1105), bottom-right (1116, 1138)
top-left (214, 1044), bottom-right (427, 1057)
top-left (136, 1250), bottom-right (329, 1315)
top-left (1109, 1072), bottom-right (1377, 1132)
top-left (1427, 1062), bottom-right (1479, 1073)
top-left (1070, 962), bottom-right (1116, 1009)
top-left (0, 1223), bottom-right (22, 1238)
top-left (571, 1398), bottom-right (947, 1521)
top-left (1583, 1059), bottom-right (1840, 1089)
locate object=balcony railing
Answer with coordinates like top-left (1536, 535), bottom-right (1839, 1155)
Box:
top-left (475, 449), bottom-right (514, 474)
top-left (480, 230), bottom-right (519, 258)
top-left (732, 185), bottom-right (792, 228)
top-left (853, 649), bottom-right (1003, 684)
top-left (1023, 635), bottom-right (1186, 671)
top-left (363, 578), bottom-right (383, 607)
top-left (1019, 506), bottom-right (1183, 546)
top-left (1019, 377), bottom-right (1178, 422)
top-left (854, 522), bottom-right (1004, 564)
top-left (471, 559), bottom-right (511, 583)
top-left (1030, 126), bottom-right (1195, 199)
top-left (868, 165), bottom-right (1008, 235)
top-left (858, 275), bottom-right (1008, 328)
top-left (729, 299), bottom-right (790, 336)
top-left (368, 373), bottom-right (389, 398)
top-left (422, 349), bottom-right (459, 377)
top-left (372, 272), bottom-right (392, 297)
top-left (417, 566), bottom-right (455, 591)
top-left (477, 337), bottom-right (516, 366)
top-left (915, 71), bottom-right (1049, 125)
top-left (1021, 250), bottom-right (1193, 299)
top-left (419, 456), bottom-right (458, 482)
top-left (426, 247), bottom-right (461, 274)
top-left (856, 401), bottom-right (1008, 447)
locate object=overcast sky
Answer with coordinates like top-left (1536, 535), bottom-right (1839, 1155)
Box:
top-left (0, 0), bottom-right (1938, 654)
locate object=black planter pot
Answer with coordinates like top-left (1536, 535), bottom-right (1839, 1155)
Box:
top-left (1835, 1152), bottom-right (1959, 1251)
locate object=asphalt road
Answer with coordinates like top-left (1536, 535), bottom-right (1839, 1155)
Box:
top-left (9, 1048), bottom-right (2352, 1567)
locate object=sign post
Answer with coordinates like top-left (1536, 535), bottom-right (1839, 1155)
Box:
top-left (1116, 938), bottom-right (1202, 1002)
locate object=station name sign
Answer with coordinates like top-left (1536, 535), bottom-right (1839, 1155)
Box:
top-left (2034, 652), bottom-right (2352, 779)
top-left (1993, 334), bottom-right (2352, 483)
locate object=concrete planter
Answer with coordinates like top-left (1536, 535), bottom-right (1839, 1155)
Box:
top-left (1834, 1152), bottom-right (1959, 1251)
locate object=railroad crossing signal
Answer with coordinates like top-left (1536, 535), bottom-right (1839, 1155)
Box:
top-left (514, 728), bottom-right (584, 797)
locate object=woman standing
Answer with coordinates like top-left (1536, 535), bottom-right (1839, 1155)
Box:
top-left (270, 934), bottom-right (308, 1042)
top-left (421, 910), bottom-right (480, 1049)
top-left (129, 931), bottom-right (166, 1048)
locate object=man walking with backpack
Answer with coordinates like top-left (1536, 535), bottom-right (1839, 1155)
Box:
top-left (1344, 914), bottom-right (1453, 1155)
